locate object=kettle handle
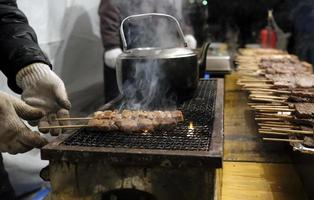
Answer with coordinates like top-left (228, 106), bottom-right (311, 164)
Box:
top-left (120, 13), bottom-right (187, 51)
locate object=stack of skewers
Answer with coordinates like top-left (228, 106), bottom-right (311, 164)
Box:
top-left (236, 48), bottom-right (314, 149)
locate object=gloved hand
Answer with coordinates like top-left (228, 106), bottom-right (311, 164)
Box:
top-left (184, 34), bottom-right (197, 49)
top-left (16, 63), bottom-right (71, 136)
top-left (104, 48), bottom-right (123, 69)
top-left (0, 92), bottom-right (47, 154)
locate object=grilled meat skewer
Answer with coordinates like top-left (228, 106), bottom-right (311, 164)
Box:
top-left (88, 110), bottom-right (184, 132)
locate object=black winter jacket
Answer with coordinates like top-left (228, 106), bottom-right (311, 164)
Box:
top-left (0, 0), bottom-right (51, 93)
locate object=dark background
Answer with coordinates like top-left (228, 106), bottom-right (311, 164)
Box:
top-left (183, 0), bottom-right (314, 65)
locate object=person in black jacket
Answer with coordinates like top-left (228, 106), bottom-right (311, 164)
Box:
top-left (0, 0), bottom-right (71, 198)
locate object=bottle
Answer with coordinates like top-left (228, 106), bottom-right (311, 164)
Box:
top-left (260, 10), bottom-right (277, 48)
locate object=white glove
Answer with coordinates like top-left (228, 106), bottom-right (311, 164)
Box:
top-left (0, 92), bottom-right (47, 154)
top-left (104, 48), bottom-right (123, 69)
top-left (184, 34), bottom-right (197, 49)
top-left (16, 63), bottom-right (71, 136)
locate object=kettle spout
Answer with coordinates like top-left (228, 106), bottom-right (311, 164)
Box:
top-left (197, 41), bottom-right (211, 78)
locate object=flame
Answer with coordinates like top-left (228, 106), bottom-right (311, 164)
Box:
top-left (187, 121), bottom-right (194, 137)
top-left (188, 122), bottom-right (194, 130)
top-left (144, 130), bottom-right (148, 133)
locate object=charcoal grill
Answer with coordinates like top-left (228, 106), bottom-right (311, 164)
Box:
top-left (41, 79), bottom-right (224, 200)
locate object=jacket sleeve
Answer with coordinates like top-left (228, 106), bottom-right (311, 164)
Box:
top-left (0, 0), bottom-right (51, 93)
top-left (98, 0), bottom-right (122, 51)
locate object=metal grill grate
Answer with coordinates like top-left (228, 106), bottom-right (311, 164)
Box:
top-left (63, 80), bottom-right (217, 151)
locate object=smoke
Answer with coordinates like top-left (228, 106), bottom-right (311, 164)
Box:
top-left (120, 60), bottom-right (177, 110)
top-left (112, 0), bottom-right (182, 21)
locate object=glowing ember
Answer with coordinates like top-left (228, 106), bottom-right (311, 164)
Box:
top-left (188, 122), bottom-right (194, 130)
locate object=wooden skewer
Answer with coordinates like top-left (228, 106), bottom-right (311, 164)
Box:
top-left (240, 75), bottom-right (264, 79)
top-left (255, 117), bottom-right (286, 121)
top-left (251, 104), bottom-right (288, 107)
top-left (250, 92), bottom-right (275, 96)
top-left (254, 108), bottom-right (294, 111)
top-left (250, 90), bottom-right (275, 93)
top-left (237, 72), bottom-right (262, 76)
top-left (251, 106), bottom-right (289, 109)
top-left (257, 111), bottom-right (291, 114)
top-left (256, 113), bottom-right (293, 119)
top-left (266, 127), bottom-right (313, 135)
top-left (250, 98), bottom-right (285, 103)
top-left (253, 108), bottom-right (290, 111)
top-left (56, 117), bottom-right (93, 121)
top-left (236, 63), bottom-right (255, 65)
top-left (248, 103), bottom-right (283, 106)
top-left (248, 88), bottom-right (291, 94)
top-left (263, 138), bottom-right (303, 143)
top-left (239, 77), bottom-right (268, 80)
top-left (237, 64), bottom-right (258, 67)
top-left (249, 95), bottom-right (287, 100)
top-left (236, 61), bottom-right (259, 64)
top-left (238, 79), bottom-right (271, 83)
top-left (260, 126), bottom-right (294, 130)
top-left (237, 64), bottom-right (259, 66)
top-left (260, 121), bottom-right (293, 125)
top-left (257, 110), bottom-right (291, 114)
top-left (238, 76), bottom-right (267, 79)
top-left (259, 130), bottom-right (291, 135)
top-left (237, 70), bottom-right (261, 73)
top-left (250, 93), bottom-right (277, 96)
top-left (258, 123), bottom-right (296, 128)
top-left (257, 110), bottom-right (292, 114)
top-left (40, 125), bottom-right (88, 129)
top-left (237, 62), bottom-right (260, 65)
top-left (240, 75), bottom-right (262, 79)
top-left (238, 83), bottom-right (272, 87)
top-left (243, 84), bottom-right (273, 88)
top-left (244, 87), bottom-right (277, 91)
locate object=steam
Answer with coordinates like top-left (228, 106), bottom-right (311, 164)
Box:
top-left (113, 0), bottom-right (188, 49)
top-left (124, 14), bottom-right (183, 49)
top-left (120, 60), bottom-right (177, 110)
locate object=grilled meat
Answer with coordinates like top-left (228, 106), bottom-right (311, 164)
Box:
top-left (292, 103), bottom-right (314, 118)
top-left (303, 136), bottom-right (314, 147)
top-left (290, 118), bottom-right (314, 128)
top-left (265, 74), bottom-right (314, 88)
top-left (291, 90), bottom-right (314, 98)
top-left (88, 110), bottom-right (184, 132)
top-left (288, 96), bottom-right (314, 103)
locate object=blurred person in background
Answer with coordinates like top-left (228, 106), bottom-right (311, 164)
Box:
top-left (286, 0), bottom-right (314, 65)
top-left (273, 0), bottom-right (314, 65)
top-left (0, 0), bottom-right (71, 198)
top-left (98, 0), bottom-right (197, 102)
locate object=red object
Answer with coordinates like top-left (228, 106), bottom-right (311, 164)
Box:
top-left (260, 28), bottom-right (277, 48)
